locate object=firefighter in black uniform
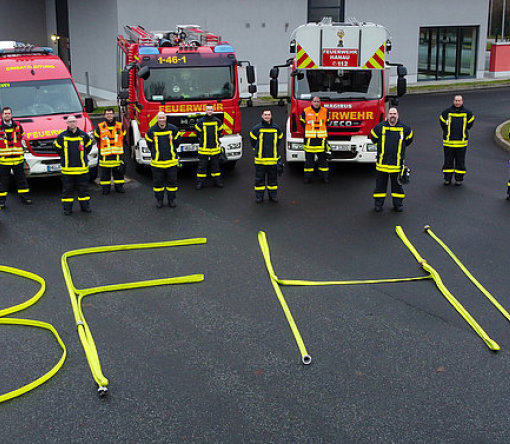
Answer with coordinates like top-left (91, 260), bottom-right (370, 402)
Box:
top-left (370, 107), bottom-right (414, 212)
top-left (300, 96), bottom-right (330, 183)
top-left (94, 107), bottom-right (127, 194)
top-left (250, 109), bottom-right (284, 203)
top-left (145, 112), bottom-right (182, 208)
top-left (0, 106), bottom-right (32, 208)
top-left (440, 95), bottom-right (475, 186)
top-left (54, 115), bottom-right (93, 215)
top-left (194, 104), bottom-right (224, 190)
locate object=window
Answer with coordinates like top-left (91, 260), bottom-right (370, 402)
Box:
top-left (418, 26), bottom-right (478, 81)
top-left (308, 0), bottom-right (345, 23)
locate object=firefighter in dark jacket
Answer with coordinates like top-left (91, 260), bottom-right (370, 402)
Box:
top-left (194, 104), bottom-right (224, 190)
top-left (370, 107), bottom-right (414, 212)
top-left (0, 106), bottom-right (32, 208)
top-left (300, 95), bottom-right (330, 183)
top-left (145, 112), bottom-right (182, 208)
top-left (250, 109), bottom-right (283, 203)
top-left (54, 115), bottom-right (92, 215)
top-left (440, 95), bottom-right (475, 186)
top-left (94, 107), bottom-right (127, 195)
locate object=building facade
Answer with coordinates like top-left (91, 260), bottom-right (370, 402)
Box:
top-left (0, 0), bottom-right (489, 99)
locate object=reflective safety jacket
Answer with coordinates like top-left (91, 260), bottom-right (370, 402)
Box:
top-left (250, 120), bottom-right (283, 165)
top-left (54, 128), bottom-right (92, 175)
top-left (145, 123), bottom-right (182, 168)
top-left (300, 106), bottom-right (329, 152)
top-left (0, 120), bottom-right (24, 165)
top-left (94, 119), bottom-right (126, 167)
top-left (440, 105), bottom-right (475, 148)
top-left (194, 115), bottom-right (223, 155)
top-left (370, 120), bottom-right (414, 173)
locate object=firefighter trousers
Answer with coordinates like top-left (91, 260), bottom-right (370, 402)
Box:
top-left (197, 153), bottom-right (222, 184)
top-left (152, 166), bottom-right (177, 203)
top-left (373, 170), bottom-right (405, 208)
top-left (255, 164), bottom-right (278, 199)
top-left (61, 173), bottom-right (90, 211)
top-left (0, 163), bottom-right (30, 205)
top-left (304, 151), bottom-right (329, 180)
top-left (100, 165), bottom-right (125, 191)
top-left (443, 146), bottom-right (466, 182)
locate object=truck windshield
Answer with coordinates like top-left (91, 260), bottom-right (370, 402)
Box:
top-left (294, 69), bottom-right (382, 100)
top-left (142, 66), bottom-right (235, 102)
top-left (0, 78), bottom-right (83, 117)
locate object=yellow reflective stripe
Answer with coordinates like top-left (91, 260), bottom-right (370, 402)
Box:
top-left (166, 187), bottom-right (178, 191)
top-left (17, 189), bottom-right (29, 194)
top-left (62, 167), bottom-right (89, 174)
top-left (197, 173), bottom-right (207, 178)
top-left (373, 193), bottom-right (386, 197)
top-left (304, 168), bottom-right (314, 172)
top-left (318, 167), bottom-right (329, 172)
top-left (254, 186), bottom-right (266, 190)
top-left (391, 193), bottom-right (405, 198)
top-left (153, 187), bottom-right (165, 192)
top-left (151, 159), bottom-right (178, 168)
top-left (78, 196), bottom-right (90, 201)
top-left (61, 198), bottom-right (74, 202)
top-left (267, 185), bottom-right (278, 190)
top-left (454, 170), bottom-right (466, 174)
top-left (255, 158), bottom-right (279, 165)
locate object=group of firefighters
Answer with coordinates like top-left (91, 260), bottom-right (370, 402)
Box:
top-left (0, 93), bottom-right (496, 214)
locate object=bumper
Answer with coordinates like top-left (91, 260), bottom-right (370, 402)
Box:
top-left (24, 147), bottom-right (99, 177)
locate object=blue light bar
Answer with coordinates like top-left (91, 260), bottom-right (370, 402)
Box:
top-left (214, 44), bottom-right (234, 53)
top-left (139, 46), bottom-right (160, 55)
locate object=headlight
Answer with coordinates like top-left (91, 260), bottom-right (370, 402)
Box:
top-left (290, 143), bottom-right (304, 151)
top-left (366, 143), bottom-right (377, 152)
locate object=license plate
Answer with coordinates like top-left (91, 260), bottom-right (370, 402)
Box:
top-left (47, 164), bottom-right (61, 172)
top-left (331, 145), bottom-right (352, 152)
top-left (178, 143), bottom-right (198, 153)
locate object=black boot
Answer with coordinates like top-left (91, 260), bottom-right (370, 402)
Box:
top-left (80, 201), bottom-right (92, 213)
top-left (114, 185), bottom-right (125, 193)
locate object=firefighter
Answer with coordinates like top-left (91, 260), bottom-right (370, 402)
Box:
top-left (250, 109), bottom-right (284, 203)
top-left (194, 104), bottom-right (224, 190)
top-left (300, 96), bottom-right (330, 184)
top-left (145, 112), bottom-right (182, 208)
top-left (94, 108), bottom-right (127, 195)
top-left (54, 115), bottom-right (93, 215)
top-left (0, 106), bottom-right (32, 209)
top-left (440, 95), bottom-right (475, 186)
top-left (370, 107), bottom-right (414, 212)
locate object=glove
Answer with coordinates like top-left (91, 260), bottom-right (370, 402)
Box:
top-left (277, 159), bottom-right (284, 176)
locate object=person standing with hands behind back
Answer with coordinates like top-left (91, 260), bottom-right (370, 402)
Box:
top-left (370, 107), bottom-right (413, 212)
top-left (440, 95), bottom-right (475, 186)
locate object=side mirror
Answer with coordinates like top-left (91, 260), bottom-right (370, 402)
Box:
top-left (397, 77), bottom-right (407, 97)
top-left (397, 65), bottom-right (407, 77)
top-left (137, 66), bottom-right (150, 80)
top-left (117, 90), bottom-right (129, 100)
top-left (269, 67), bottom-right (279, 80)
top-left (84, 97), bottom-right (94, 114)
top-left (121, 69), bottom-right (130, 89)
top-left (246, 65), bottom-right (256, 84)
top-left (248, 84), bottom-right (257, 94)
top-left (270, 78), bottom-right (278, 99)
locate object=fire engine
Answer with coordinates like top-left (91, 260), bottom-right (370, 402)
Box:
top-left (0, 42), bottom-right (98, 177)
top-left (270, 17), bottom-right (407, 163)
top-left (117, 25), bottom-right (257, 170)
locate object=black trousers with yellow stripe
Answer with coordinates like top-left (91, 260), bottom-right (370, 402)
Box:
top-left (304, 151), bottom-right (329, 180)
top-left (197, 153), bottom-right (221, 183)
top-left (0, 162), bottom-right (30, 205)
top-left (152, 166), bottom-right (177, 203)
top-left (61, 173), bottom-right (90, 211)
top-left (443, 146), bottom-right (466, 182)
top-left (373, 170), bottom-right (404, 208)
top-left (255, 164), bottom-right (278, 199)
top-left (100, 165), bottom-right (125, 190)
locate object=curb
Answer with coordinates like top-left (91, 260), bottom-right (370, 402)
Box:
top-left (494, 120), bottom-right (510, 153)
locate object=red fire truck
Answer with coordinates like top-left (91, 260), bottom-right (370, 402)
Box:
top-left (270, 17), bottom-right (407, 164)
top-left (117, 25), bottom-right (256, 171)
top-left (0, 42), bottom-right (98, 177)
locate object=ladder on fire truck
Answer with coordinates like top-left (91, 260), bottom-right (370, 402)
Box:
top-left (123, 25), bottom-right (221, 47)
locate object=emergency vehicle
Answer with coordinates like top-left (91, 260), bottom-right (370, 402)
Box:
top-left (0, 42), bottom-right (98, 177)
top-left (117, 25), bottom-right (257, 170)
top-left (270, 17), bottom-right (407, 163)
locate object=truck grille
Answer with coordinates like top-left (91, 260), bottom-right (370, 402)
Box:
top-left (29, 138), bottom-right (58, 155)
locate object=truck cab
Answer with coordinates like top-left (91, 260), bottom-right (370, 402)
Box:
top-left (0, 43), bottom-right (98, 178)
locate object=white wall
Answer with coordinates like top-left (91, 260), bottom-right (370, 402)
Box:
top-left (0, 0), bottom-right (47, 46)
top-left (345, 0), bottom-right (489, 82)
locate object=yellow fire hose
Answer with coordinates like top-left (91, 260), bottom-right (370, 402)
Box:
top-left (61, 238), bottom-right (206, 396)
top-left (258, 231), bottom-right (435, 365)
top-left (424, 225), bottom-right (510, 325)
top-left (0, 265), bottom-right (66, 404)
top-left (396, 226), bottom-right (500, 351)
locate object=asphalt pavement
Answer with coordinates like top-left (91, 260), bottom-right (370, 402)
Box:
top-left (2, 88), bottom-right (510, 443)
